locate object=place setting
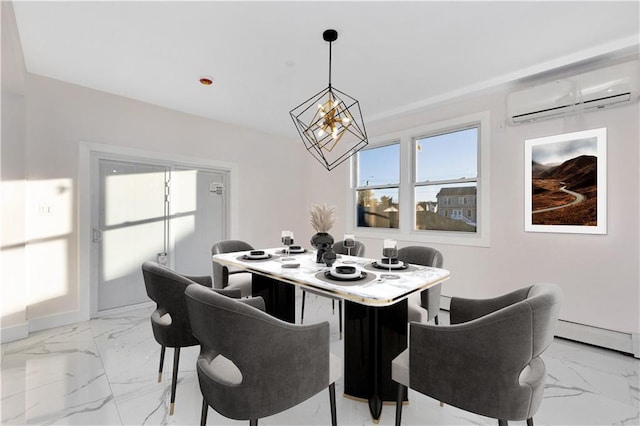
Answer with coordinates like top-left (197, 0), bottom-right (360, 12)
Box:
top-left (237, 249), bottom-right (276, 262)
top-left (315, 264), bottom-right (375, 286)
top-left (279, 231), bottom-right (307, 259)
top-left (363, 239), bottom-right (418, 278)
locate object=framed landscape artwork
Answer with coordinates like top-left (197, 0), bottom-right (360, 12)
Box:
top-left (524, 128), bottom-right (607, 234)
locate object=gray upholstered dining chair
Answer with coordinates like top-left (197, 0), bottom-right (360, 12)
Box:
top-left (185, 283), bottom-right (341, 426)
top-left (211, 239), bottom-right (254, 297)
top-left (141, 261), bottom-right (240, 415)
top-left (300, 239), bottom-right (366, 339)
top-left (392, 283), bottom-right (562, 426)
top-left (397, 246), bottom-right (443, 324)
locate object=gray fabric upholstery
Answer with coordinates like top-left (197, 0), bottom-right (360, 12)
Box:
top-left (142, 261), bottom-right (241, 415)
top-left (393, 283), bottom-right (562, 423)
top-left (185, 283), bottom-right (340, 423)
top-left (397, 246), bottom-right (443, 323)
top-left (211, 240), bottom-right (254, 296)
top-left (142, 261), bottom-right (241, 347)
top-left (142, 261), bottom-right (210, 348)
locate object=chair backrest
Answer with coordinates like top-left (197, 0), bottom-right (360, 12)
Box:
top-left (185, 283), bottom-right (330, 421)
top-left (397, 245), bottom-right (443, 268)
top-left (397, 246), bottom-right (443, 319)
top-left (333, 240), bottom-right (366, 257)
top-left (409, 282), bottom-right (562, 421)
top-left (211, 240), bottom-right (254, 289)
top-left (141, 260), bottom-right (200, 348)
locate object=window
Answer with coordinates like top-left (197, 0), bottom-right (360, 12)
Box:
top-left (355, 143), bottom-right (400, 229)
top-left (349, 112), bottom-right (489, 247)
top-left (414, 127), bottom-right (478, 233)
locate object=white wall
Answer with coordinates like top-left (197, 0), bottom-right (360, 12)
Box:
top-left (2, 0), bottom-right (638, 348)
top-left (359, 81), bottom-right (640, 337)
top-left (1, 0), bottom-right (28, 341)
top-left (19, 73), bottom-right (313, 326)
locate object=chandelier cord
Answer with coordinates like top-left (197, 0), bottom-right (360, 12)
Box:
top-left (328, 39), bottom-right (332, 88)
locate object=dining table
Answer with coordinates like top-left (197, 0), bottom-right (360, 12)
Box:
top-left (212, 247), bottom-right (450, 422)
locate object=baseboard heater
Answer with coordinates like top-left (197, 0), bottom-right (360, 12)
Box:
top-left (440, 296), bottom-right (638, 358)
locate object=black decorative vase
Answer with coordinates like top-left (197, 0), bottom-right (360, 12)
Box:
top-left (310, 232), bottom-right (334, 264)
top-left (322, 248), bottom-right (337, 267)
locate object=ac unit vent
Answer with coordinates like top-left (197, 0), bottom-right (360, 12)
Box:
top-left (507, 60), bottom-right (639, 124)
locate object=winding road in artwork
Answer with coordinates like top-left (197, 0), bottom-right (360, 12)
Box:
top-left (532, 186), bottom-right (586, 214)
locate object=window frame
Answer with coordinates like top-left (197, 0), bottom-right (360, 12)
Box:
top-left (347, 111), bottom-right (490, 247)
top-left (353, 139), bottom-right (401, 230)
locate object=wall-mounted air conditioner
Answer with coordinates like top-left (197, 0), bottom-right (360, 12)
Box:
top-left (506, 60), bottom-right (639, 124)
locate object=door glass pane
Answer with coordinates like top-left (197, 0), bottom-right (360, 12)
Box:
top-left (98, 160), bottom-right (167, 310)
top-left (172, 168), bottom-right (227, 276)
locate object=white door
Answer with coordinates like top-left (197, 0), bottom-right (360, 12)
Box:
top-left (92, 158), bottom-right (228, 312)
top-left (171, 167), bottom-right (227, 276)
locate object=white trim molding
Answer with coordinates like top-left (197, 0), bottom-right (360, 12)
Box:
top-left (78, 141), bottom-right (239, 319)
top-left (348, 111), bottom-right (491, 248)
top-left (1, 322), bottom-right (28, 344)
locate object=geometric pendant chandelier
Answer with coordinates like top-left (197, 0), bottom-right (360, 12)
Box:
top-left (290, 29), bottom-right (368, 171)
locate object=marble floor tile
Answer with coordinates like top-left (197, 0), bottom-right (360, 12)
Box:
top-left (1, 290), bottom-right (639, 425)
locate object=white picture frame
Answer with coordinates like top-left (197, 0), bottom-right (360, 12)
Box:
top-left (524, 128), bottom-right (607, 234)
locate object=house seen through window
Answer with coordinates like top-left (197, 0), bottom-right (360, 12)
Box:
top-left (414, 127), bottom-right (478, 232)
top-left (353, 124), bottom-right (481, 235)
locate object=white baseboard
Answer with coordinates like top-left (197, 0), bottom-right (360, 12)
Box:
top-left (441, 296), bottom-right (638, 358)
top-left (1, 321), bottom-right (29, 344)
top-left (555, 320), bottom-right (638, 358)
top-left (27, 309), bottom-right (85, 334)
top-left (1, 302), bottom-right (154, 345)
top-left (92, 301), bottom-right (154, 318)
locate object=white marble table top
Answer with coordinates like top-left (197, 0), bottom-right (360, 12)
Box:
top-left (213, 248), bottom-right (450, 307)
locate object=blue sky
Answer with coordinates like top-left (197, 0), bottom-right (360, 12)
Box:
top-left (357, 127), bottom-right (478, 186)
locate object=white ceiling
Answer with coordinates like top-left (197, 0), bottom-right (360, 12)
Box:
top-left (12, 1), bottom-right (640, 138)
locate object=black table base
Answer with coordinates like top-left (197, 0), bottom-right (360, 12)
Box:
top-left (344, 300), bottom-right (408, 421)
top-left (251, 274), bottom-right (295, 323)
top-left (252, 272), bottom-right (408, 421)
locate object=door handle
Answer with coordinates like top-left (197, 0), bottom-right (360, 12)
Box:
top-left (92, 228), bottom-right (103, 243)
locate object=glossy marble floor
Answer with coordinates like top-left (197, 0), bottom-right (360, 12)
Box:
top-left (1, 290), bottom-right (639, 425)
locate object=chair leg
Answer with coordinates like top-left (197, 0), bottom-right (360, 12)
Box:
top-left (158, 345), bottom-right (166, 382)
top-left (395, 384), bottom-right (405, 426)
top-left (332, 299), bottom-right (335, 314)
top-left (200, 398), bottom-right (208, 426)
top-left (527, 418), bottom-right (534, 426)
top-left (301, 291), bottom-right (306, 324)
top-left (329, 382), bottom-right (337, 426)
top-left (169, 347), bottom-right (180, 415)
top-left (338, 300), bottom-right (343, 340)
top-left (249, 419), bottom-right (258, 426)
top-left (498, 420), bottom-right (508, 426)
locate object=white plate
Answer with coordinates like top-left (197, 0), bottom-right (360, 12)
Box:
top-left (329, 266), bottom-right (361, 279)
top-left (245, 251), bottom-right (269, 260)
top-left (377, 259), bottom-right (406, 269)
